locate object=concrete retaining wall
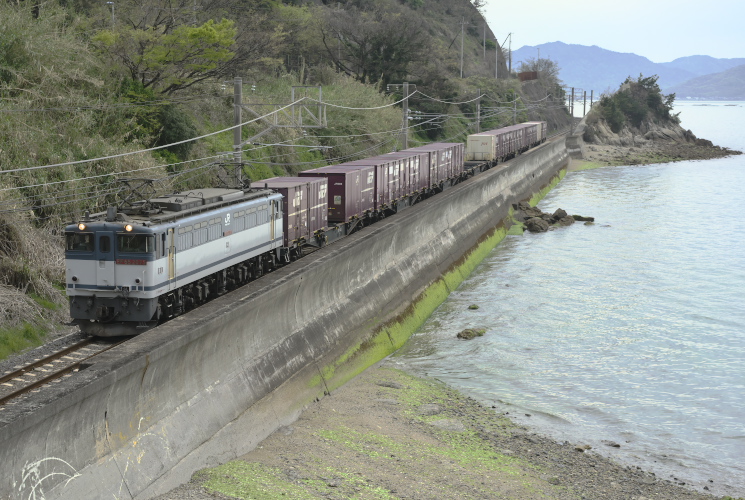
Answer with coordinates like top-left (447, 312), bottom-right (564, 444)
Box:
top-left (0, 138), bottom-right (568, 500)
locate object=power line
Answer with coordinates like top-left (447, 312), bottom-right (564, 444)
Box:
top-left (1, 98), bottom-right (308, 175)
top-left (0, 93), bottom-right (225, 113)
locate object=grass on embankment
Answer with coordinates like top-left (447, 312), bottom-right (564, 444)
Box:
top-left (0, 323), bottom-right (48, 361)
top-left (0, 288), bottom-right (62, 361)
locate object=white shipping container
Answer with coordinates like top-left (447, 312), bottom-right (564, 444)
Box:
top-left (466, 133), bottom-right (496, 161)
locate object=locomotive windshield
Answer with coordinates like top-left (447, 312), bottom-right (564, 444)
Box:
top-left (117, 234), bottom-right (154, 253)
top-left (65, 232), bottom-right (94, 252)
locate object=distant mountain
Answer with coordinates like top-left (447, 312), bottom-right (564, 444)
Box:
top-left (511, 42), bottom-right (743, 95)
top-left (661, 55), bottom-right (745, 76)
top-left (666, 64), bottom-right (745, 100)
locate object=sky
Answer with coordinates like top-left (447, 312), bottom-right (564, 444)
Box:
top-left (482, 0), bottom-right (745, 63)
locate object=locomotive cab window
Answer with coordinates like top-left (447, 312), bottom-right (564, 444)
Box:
top-left (100, 236), bottom-right (111, 253)
top-left (66, 232), bottom-right (94, 252)
top-left (117, 234), bottom-right (154, 253)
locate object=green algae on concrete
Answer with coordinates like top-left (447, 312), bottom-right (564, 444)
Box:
top-left (507, 223), bottom-right (525, 235)
top-left (529, 168), bottom-right (566, 207)
top-left (308, 225), bottom-right (509, 394)
top-left (309, 169), bottom-right (568, 397)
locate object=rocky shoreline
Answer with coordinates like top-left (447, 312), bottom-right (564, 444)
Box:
top-left (155, 363), bottom-right (738, 500)
top-left (580, 141), bottom-right (740, 168)
top-left (574, 105), bottom-right (742, 168)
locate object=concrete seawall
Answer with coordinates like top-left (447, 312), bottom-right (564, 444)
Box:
top-left (0, 138), bottom-right (568, 500)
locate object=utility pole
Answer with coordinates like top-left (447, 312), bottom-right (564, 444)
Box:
top-left (233, 77), bottom-right (243, 187)
top-left (495, 40), bottom-right (499, 79)
top-left (590, 90), bottom-right (594, 109)
top-left (497, 33), bottom-right (512, 78)
top-left (105, 1), bottom-right (115, 27)
top-left (570, 87), bottom-right (575, 117)
top-left (460, 18), bottom-right (466, 78)
top-left (476, 88), bottom-right (481, 133)
top-left (508, 34), bottom-right (512, 74)
top-left (583, 91), bottom-right (587, 116)
top-left (402, 82), bottom-right (409, 149)
top-left (483, 24), bottom-right (486, 60)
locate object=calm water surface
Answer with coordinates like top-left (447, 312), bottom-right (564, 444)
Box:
top-left (393, 102), bottom-right (745, 496)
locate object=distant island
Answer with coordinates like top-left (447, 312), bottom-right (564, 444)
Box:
top-left (512, 42), bottom-right (745, 99)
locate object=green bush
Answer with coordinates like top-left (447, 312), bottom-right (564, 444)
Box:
top-left (595, 74), bottom-right (676, 132)
top-left (156, 104), bottom-right (198, 161)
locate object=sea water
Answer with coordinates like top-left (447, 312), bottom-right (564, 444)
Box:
top-left (393, 102), bottom-right (745, 497)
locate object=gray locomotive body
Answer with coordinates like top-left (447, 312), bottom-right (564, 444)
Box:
top-left (65, 188), bottom-right (283, 336)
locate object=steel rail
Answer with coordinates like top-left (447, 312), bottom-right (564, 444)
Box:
top-left (0, 338), bottom-right (126, 406)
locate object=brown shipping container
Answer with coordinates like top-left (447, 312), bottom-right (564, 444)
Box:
top-left (402, 144), bottom-right (447, 186)
top-left (405, 142), bottom-right (465, 182)
top-left (498, 124), bottom-right (529, 153)
top-left (395, 148), bottom-right (433, 189)
top-left (340, 159), bottom-right (395, 210)
top-left (524, 121), bottom-right (547, 142)
top-left (251, 177), bottom-right (328, 247)
top-left (299, 165), bottom-right (374, 222)
top-left (380, 152), bottom-right (426, 195)
top-left (334, 165), bottom-right (375, 210)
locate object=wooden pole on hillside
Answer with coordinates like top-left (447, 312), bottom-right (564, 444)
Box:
top-left (476, 89), bottom-right (481, 133)
top-left (495, 41), bottom-right (498, 79)
top-left (460, 18), bottom-right (465, 78)
top-left (583, 91), bottom-right (587, 116)
top-left (233, 77), bottom-right (243, 186)
top-left (402, 82), bottom-right (409, 150)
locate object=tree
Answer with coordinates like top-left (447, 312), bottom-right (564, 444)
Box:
top-left (596, 74), bottom-right (678, 132)
top-left (518, 57), bottom-right (561, 83)
top-left (471, 0), bottom-right (487, 13)
top-left (319, 1), bottom-right (428, 87)
top-left (93, 19), bottom-right (236, 94)
top-left (92, 0), bottom-right (286, 94)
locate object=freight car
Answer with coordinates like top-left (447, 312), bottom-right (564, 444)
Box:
top-left (250, 176), bottom-right (328, 260)
top-left (465, 121), bottom-right (547, 165)
top-left (65, 121), bottom-right (550, 336)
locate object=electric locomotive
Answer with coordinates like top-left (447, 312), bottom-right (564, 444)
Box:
top-left (65, 187), bottom-right (283, 336)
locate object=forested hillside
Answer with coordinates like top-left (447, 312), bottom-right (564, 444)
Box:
top-left (0, 0), bottom-right (570, 356)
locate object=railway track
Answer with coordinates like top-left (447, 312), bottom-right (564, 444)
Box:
top-left (0, 337), bottom-right (126, 407)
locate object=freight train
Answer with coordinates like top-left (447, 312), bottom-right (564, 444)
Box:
top-left (65, 121), bottom-right (547, 336)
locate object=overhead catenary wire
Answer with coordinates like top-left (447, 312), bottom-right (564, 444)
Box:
top-left (0, 92), bottom-right (227, 113)
top-left (0, 111), bottom-right (452, 214)
top-left (1, 110), bottom-right (451, 196)
top-left (412, 91), bottom-right (486, 105)
top-left (0, 98), bottom-right (309, 175)
top-left (304, 90), bottom-right (416, 111)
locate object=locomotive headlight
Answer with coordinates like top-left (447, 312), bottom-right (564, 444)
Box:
top-left (124, 224), bottom-right (134, 232)
top-left (134, 278), bottom-right (141, 284)
top-left (78, 223), bottom-right (86, 231)
top-left (71, 276), bottom-right (78, 282)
